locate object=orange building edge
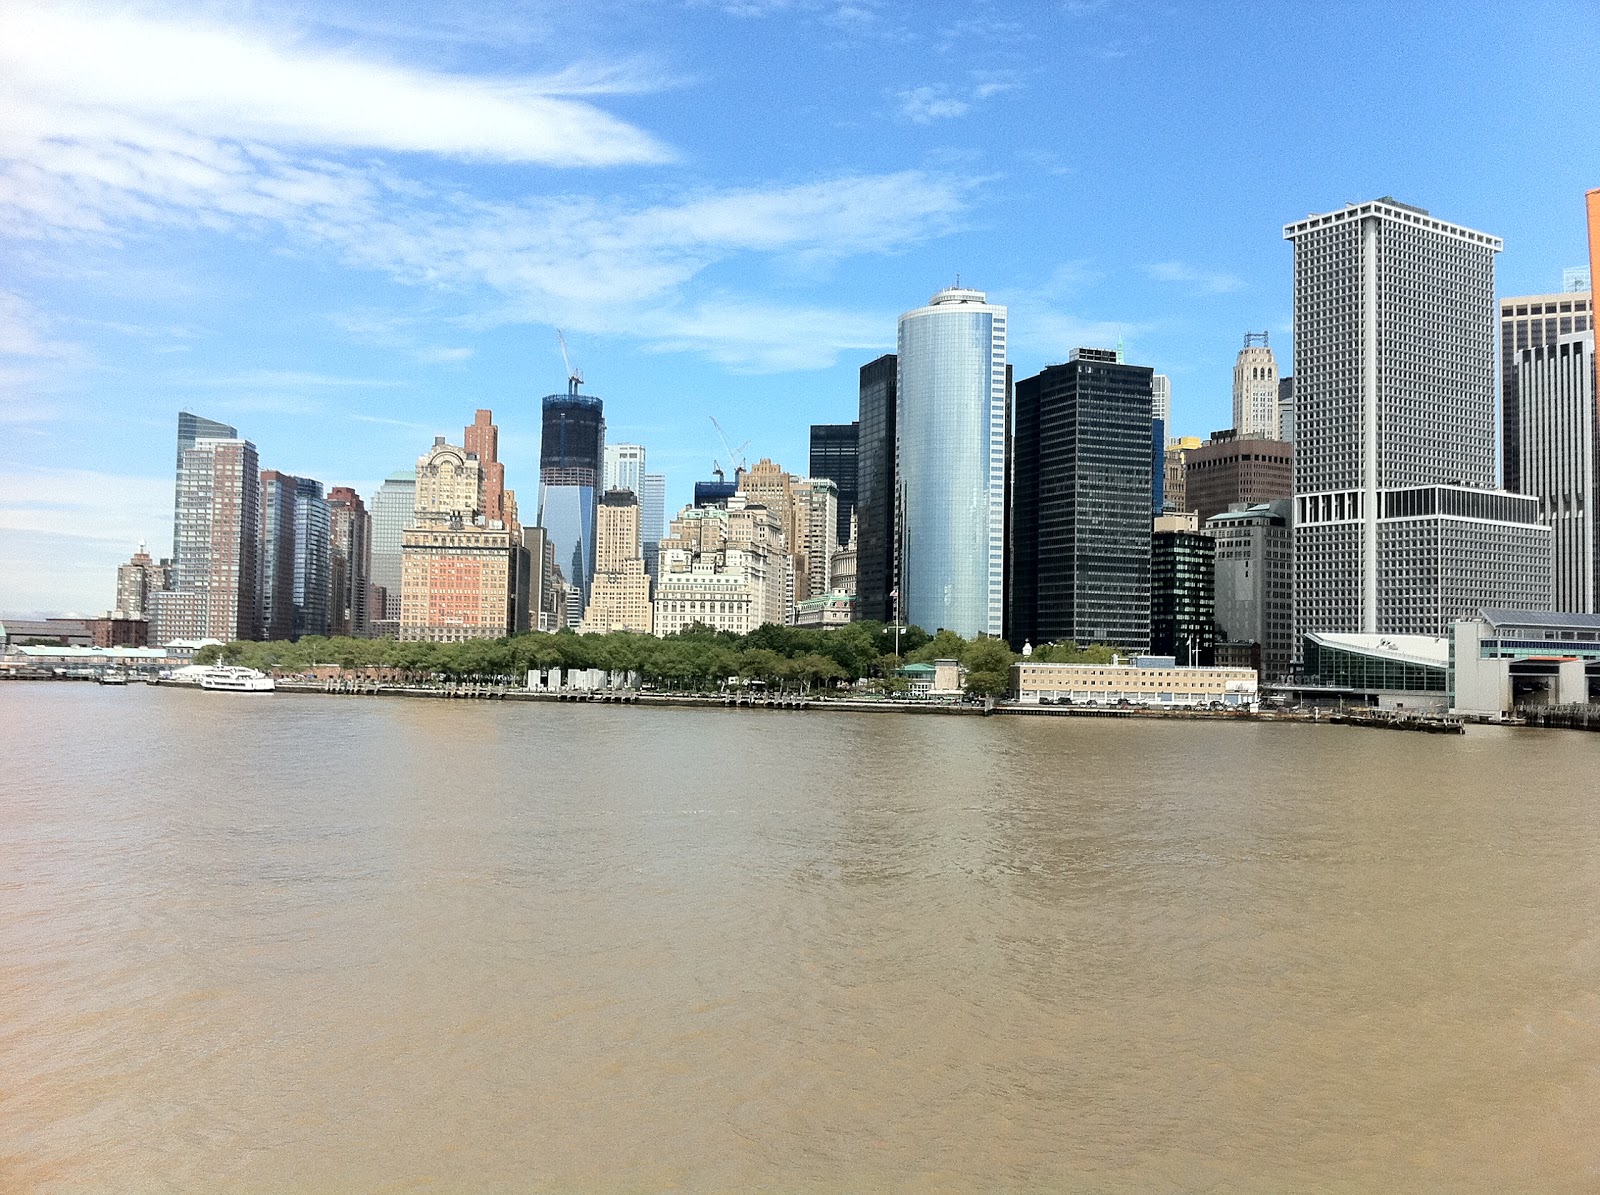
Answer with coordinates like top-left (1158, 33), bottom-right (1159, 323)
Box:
top-left (1589, 188), bottom-right (1600, 306)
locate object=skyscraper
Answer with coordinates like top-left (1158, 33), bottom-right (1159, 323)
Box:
top-left (292, 477), bottom-right (332, 640)
top-left (538, 387), bottom-right (605, 621)
top-left (897, 287), bottom-right (1007, 638)
top-left (369, 470), bottom-right (415, 622)
top-left (172, 411), bottom-right (235, 559)
top-left (1499, 290), bottom-right (1593, 492)
top-left (259, 470), bottom-right (298, 641)
top-left (1151, 374), bottom-right (1171, 428)
top-left (1511, 333), bottom-right (1595, 611)
top-left (604, 443), bottom-right (646, 495)
top-left (327, 486), bottom-right (372, 636)
top-left (1009, 348), bottom-right (1154, 651)
top-left (856, 354), bottom-right (897, 625)
top-left (1206, 499), bottom-right (1294, 681)
top-left (150, 430), bottom-right (261, 644)
top-left (463, 409), bottom-right (505, 523)
top-left (1150, 512), bottom-right (1216, 662)
top-left (113, 543), bottom-right (170, 620)
top-left (640, 472), bottom-right (666, 583)
top-left (1284, 197), bottom-right (1552, 636)
top-left (1232, 333), bottom-right (1280, 437)
top-left (580, 488), bottom-right (652, 634)
top-left (808, 422), bottom-right (858, 547)
top-left (1276, 377), bottom-right (1296, 443)
top-left (1183, 430), bottom-right (1293, 525)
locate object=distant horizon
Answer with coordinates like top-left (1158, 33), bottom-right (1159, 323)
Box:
top-left (3, 0), bottom-right (1598, 613)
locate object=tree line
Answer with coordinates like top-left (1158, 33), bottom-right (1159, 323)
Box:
top-left (196, 622), bottom-right (1123, 698)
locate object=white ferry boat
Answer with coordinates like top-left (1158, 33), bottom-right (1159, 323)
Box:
top-left (197, 665), bottom-right (276, 693)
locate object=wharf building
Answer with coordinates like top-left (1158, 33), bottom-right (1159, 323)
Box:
top-left (855, 354), bottom-right (898, 625)
top-left (580, 488), bottom-right (653, 635)
top-left (1150, 512), bottom-right (1217, 662)
top-left (1010, 656), bottom-right (1258, 709)
top-left (809, 421), bottom-right (859, 548)
top-left (150, 419), bottom-right (262, 645)
top-left (1498, 290), bottom-right (1593, 493)
top-left (1206, 499), bottom-right (1294, 681)
top-left (1233, 333), bottom-right (1281, 438)
top-left (1183, 430), bottom-right (1293, 525)
top-left (897, 287), bottom-right (1008, 639)
top-left (653, 498), bottom-right (787, 636)
top-left (400, 411), bottom-right (530, 641)
top-left (1283, 196), bottom-right (1552, 637)
top-left (1009, 348), bottom-right (1153, 652)
top-left (1508, 329), bottom-right (1595, 612)
top-left (538, 387), bottom-right (605, 622)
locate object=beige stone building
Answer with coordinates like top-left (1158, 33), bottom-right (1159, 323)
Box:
top-left (400, 415), bottom-right (530, 641)
top-left (580, 489), bottom-right (653, 634)
top-left (654, 499), bottom-right (786, 635)
top-left (792, 477), bottom-right (839, 600)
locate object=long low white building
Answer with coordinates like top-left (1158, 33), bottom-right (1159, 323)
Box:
top-left (1010, 656), bottom-right (1258, 709)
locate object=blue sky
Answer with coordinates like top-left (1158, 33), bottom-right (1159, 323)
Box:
top-left (2, 0), bottom-right (1597, 615)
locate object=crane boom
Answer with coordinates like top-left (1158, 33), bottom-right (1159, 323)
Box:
top-left (709, 416), bottom-right (748, 472)
top-left (556, 329), bottom-right (583, 396)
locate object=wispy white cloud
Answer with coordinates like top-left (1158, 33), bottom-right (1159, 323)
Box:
top-left (0, 467), bottom-right (171, 544)
top-left (1147, 261), bottom-right (1246, 294)
top-left (0, 3), bottom-right (672, 168)
top-left (897, 87), bottom-right (971, 123)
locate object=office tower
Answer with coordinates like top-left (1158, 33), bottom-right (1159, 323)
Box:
top-left (897, 288), bottom-right (1007, 638)
top-left (1150, 512), bottom-right (1216, 662)
top-left (172, 411), bottom-right (236, 559)
top-left (1009, 348), bottom-right (1154, 651)
top-left (654, 499), bottom-right (786, 635)
top-left (401, 427), bottom-right (527, 641)
top-left (1499, 290), bottom-right (1593, 491)
top-left (522, 525), bottom-right (565, 631)
top-left (1277, 377), bottom-right (1296, 443)
top-left (1163, 436), bottom-right (1201, 514)
top-left (604, 443), bottom-right (647, 495)
top-left (809, 422), bottom-right (859, 547)
top-left (463, 409), bottom-right (505, 523)
top-left (259, 471), bottom-right (298, 641)
top-left (1285, 197), bottom-right (1552, 636)
top-left (793, 476), bottom-right (840, 598)
top-left (369, 470), bottom-right (415, 625)
top-left (1511, 333), bottom-right (1595, 611)
top-left (113, 543), bottom-right (170, 619)
top-left (640, 472), bottom-right (666, 583)
top-left (1183, 430), bottom-right (1293, 524)
top-left (856, 354), bottom-right (897, 625)
top-left (737, 459), bottom-right (802, 613)
top-left (1232, 333), bottom-right (1280, 437)
top-left (1151, 374), bottom-right (1171, 427)
top-left (327, 487), bottom-right (372, 636)
top-left (580, 489), bottom-right (653, 634)
top-left (150, 433), bottom-right (261, 644)
top-left (538, 388), bottom-right (605, 620)
top-left (1206, 499), bottom-right (1294, 680)
top-left (291, 478), bottom-right (332, 639)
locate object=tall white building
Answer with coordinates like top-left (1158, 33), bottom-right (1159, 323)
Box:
top-left (1512, 332), bottom-right (1595, 612)
top-left (1232, 333), bottom-right (1280, 437)
top-left (897, 286), bottom-right (1008, 638)
top-left (604, 443), bottom-right (646, 495)
top-left (1284, 197), bottom-right (1552, 636)
top-left (1151, 373), bottom-right (1171, 429)
top-left (640, 471), bottom-right (666, 583)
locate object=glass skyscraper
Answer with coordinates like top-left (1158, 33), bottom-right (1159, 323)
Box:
top-left (855, 355), bottom-right (896, 625)
top-left (173, 410), bottom-right (235, 559)
top-left (640, 472), bottom-right (666, 582)
top-left (369, 470), bottom-right (415, 618)
top-left (292, 476), bottom-right (332, 639)
top-left (808, 422), bottom-right (858, 547)
top-left (538, 390), bottom-right (605, 618)
top-left (896, 288), bottom-right (1007, 638)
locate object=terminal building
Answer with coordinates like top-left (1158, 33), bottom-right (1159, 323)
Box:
top-left (1010, 656), bottom-right (1258, 709)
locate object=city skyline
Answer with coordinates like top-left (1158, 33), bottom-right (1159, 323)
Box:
top-left (3, 1), bottom-right (1599, 614)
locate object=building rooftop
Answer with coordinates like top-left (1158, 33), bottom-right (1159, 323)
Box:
top-left (1283, 199), bottom-right (1501, 250)
top-left (1305, 632), bottom-right (1450, 668)
top-left (1479, 609), bottom-right (1600, 632)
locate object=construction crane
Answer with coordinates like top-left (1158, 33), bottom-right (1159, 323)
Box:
top-left (556, 329), bottom-right (583, 397)
top-left (709, 416), bottom-right (750, 473)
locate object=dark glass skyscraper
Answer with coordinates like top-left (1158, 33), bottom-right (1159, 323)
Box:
top-left (537, 390), bottom-right (605, 616)
top-left (808, 422), bottom-right (858, 547)
top-left (856, 354), bottom-right (897, 625)
top-left (1009, 349), bottom-right (1154, 651)
top-left (1151, 523), bottom-right (1216, 661)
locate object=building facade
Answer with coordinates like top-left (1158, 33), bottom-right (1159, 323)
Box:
top-left (604, 443), bottom-right (647, 496)
top-left (1277, 377), bottom-right (1295, 443)
top-left (327, 486), bottom-right (372, 636)
top-left (897, 288), bottom-right (1007, 638)
top-left (151, 433), bottom-right (261, 644)
top-left (808, 422), bottom-right (859, 548)
top-left (368, 470), bottom-right (414, 626)
top-left (1009, 349), bottom-right (1153, 651)
top-left (1011, 658), bottom-right (1258, 708)
top-left (580, 488), bottom-right (653, 634)
top-left (291, 477), bottom-right (332, 640)
top-left (172, 411), bottom-right (236, 559)
top-left (1183, 431), bottom-right (1293, 525)
top-left (113, 543), bottom-right (171, 620)
top-left (1206, 499), bottom-right (1294, 681)
top-left (259, 471), bottom-right (298, 641)
top-left (1150, 513), bottom-right (1217, 662)
top-left (793, 476), bottom-right (839, 602)
top-left (1163, 435), bottom-right (1201, 515)
top-left (856, 353), bottom-right (897, 625)
top-left (1498, 291), bottom-right (1593, 493)
top-left (640, 471), bottom-right (666, 583)
top-left (654, 500), bottom-right (786, 636)
top-left (1284, 196), bottom-right (1551, 636)
top-left (1232, 332), bottom-right (1281, 437)
top-left (538, 389), bottom-right (605, 621)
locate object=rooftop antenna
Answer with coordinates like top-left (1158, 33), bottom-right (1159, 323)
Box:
top-left (1116, 328), bottom-right (1125, 364)
top-left (556, 329), bottom-right (583, 397)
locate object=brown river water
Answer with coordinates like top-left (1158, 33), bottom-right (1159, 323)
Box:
top-left (2, 684), bottom-right (1599, 1191)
